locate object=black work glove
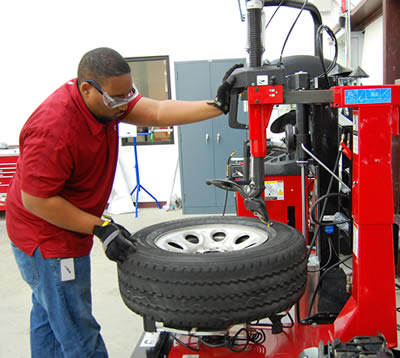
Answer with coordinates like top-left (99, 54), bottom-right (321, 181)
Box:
top-left (209, 63), bottom-right (244, 114)
top-left (93, 221), bottom-right (135, 263)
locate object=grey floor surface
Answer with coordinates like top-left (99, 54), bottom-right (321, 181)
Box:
top-left (0, 207), bottom-right (198, 358)
top-left (2, 208), bottom-right (400, 357)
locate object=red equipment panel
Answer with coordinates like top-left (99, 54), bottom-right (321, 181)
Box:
top-left (236, 175), bottom-right (313, 240)
top-left (0, 151), bottom-right (18, 211)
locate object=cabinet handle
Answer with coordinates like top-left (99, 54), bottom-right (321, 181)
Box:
top-left (217, 133), bottom-right (221, 144)
top-left (205, 133), bottom-right (209, 144)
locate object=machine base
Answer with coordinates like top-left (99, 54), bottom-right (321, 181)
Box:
top-left (131, 325), bottom-right (398, 358)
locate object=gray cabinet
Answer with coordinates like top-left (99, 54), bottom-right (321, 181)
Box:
top-left (175, 59), bottom-right (247, 214)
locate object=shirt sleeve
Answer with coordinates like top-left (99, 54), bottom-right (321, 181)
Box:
top-left (119, 95), bottom-right (142, 120)
top-left (19, 126), bottom-right (73, 198)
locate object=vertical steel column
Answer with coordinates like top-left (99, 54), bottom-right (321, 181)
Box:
top-left (247, 0), bottom-right (266, 195)
top-left (332, 86), bottom-right (399, 346)
top-left (296, 104), bottom-right (309, 237)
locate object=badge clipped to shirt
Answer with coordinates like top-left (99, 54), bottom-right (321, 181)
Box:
top-left (60, 258), bottom-right (75, 281)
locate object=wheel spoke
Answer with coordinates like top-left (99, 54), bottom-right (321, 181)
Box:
top-left (155, 224), bottom-right (268, 253)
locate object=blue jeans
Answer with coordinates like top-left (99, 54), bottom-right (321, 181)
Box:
top-left (10, 242), bottom-right (108, 358)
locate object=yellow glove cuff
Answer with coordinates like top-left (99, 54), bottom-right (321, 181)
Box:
top-left (101, 220), bottom-right (111, 227)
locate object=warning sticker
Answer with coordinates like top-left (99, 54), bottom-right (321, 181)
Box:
top-left (345, 88), bottom-right (391, 105)
top-left (257, 75), bottom-right (269, 86)
top-left (140, 332), bottom-right (160, 347)
top-left (353, 223), bottom-right (359, 258)
top-left (265, 180), bottom-right (284, 200)
top-left (353, 110), bottom-right (359, 155)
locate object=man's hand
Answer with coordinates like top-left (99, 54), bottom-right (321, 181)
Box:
top-left (93, 221), bottom-right (135, 262)
top-left (209, 63), bottom-right (244, 114)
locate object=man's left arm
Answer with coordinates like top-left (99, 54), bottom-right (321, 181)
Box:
top-left (121, 97), bottom-right (222, 127)
top-left (121, 63), bottom-right (244, 127)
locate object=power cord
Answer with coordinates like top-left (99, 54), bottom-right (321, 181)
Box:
top-left (264, 0), bottom-right (285, 30)
top-left (173, 326), bottom-right (267, 353)
top-left (278, 0), bottom-right (308, 67)
top-left (310, 192), bottom-right (351, 227)
top-left (316, 24), bottom-right (338, 87)
top-left (306, 143), bottom-right (343, 263)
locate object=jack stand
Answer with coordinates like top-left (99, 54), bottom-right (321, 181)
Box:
top-left (130, 136), bottom-right (161, 217)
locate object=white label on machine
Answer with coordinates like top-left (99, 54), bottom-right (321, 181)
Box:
top-left (353, 223), bottom-right (359, 258)
top-left (257, 75), bottom-right (269, 86)
top-left (182, 355), bottom-right (200, 358)
top-left (140, 332), bottom-right (160, 347)
top-left (353, 110), bottom-right (359, 155)
top-left (265, 180), bottom-right (284, 200)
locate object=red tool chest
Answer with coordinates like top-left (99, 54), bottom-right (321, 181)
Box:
top-left (0, 147), bottom-right (19, 211)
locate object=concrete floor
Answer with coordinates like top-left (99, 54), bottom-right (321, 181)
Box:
top-left (1, 208), bottom-right (400, 357)
top-left (0, 207), bottom-right (197, 358)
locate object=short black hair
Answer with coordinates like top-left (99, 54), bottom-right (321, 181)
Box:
top-left (77, 47), bottom-right (131, 85)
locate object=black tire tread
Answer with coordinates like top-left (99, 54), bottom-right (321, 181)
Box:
top-left (118, 216), bottom-right (307, 331)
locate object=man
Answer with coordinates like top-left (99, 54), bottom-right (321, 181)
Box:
top-left (6, 47), bottom-right (240, 358)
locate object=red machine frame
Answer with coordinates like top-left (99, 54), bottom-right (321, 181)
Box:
top-left (249, 84), bottom-right (399, 348)
top-left (164, 84), bottom-right (400, 357)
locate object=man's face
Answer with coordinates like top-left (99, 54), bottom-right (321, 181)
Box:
top-left (80, 73), bottom-right (134, 122)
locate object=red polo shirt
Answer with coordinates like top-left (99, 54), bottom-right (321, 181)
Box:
top-left (6, 79), bottom-right (142, 258)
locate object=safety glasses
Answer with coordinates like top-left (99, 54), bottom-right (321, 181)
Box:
top-left (84, 79), bottom-right (139, 109)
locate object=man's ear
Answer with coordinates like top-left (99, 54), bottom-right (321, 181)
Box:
top-left (79, 81), bottom-right (92, 97)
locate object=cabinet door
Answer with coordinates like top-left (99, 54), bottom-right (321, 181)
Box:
top-left (176, 61), bottom-right (217, 212)
top-left (176, 59), bottom-right (247, 214)
top-left (209, 60), bottom-right (247, 209)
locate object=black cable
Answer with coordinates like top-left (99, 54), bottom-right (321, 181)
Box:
top-left (198, 336), bottom-right (226, 348)
top-left (222, 190), bottom-right (229, 216)
top-left (307, 236), bottom-right (333, 272)
top-left (173, 335), bottom-right (200, 352)
top-left (248, 328), bottom-right (266, 344)
top-left (320, 26), bottom-right (338, 74)
top-left (175, 327), bottom-right (267, 353)
top-left (265, 0), bottom-right (284, 30)
top-left (228, 328), bottom-right (249, 352)
top-left (310, 192), bottom-right (351, 227)
top-left (306, 144), bottom-right (342, 262)
top-left (300, 143), bottom-right (347, 323)
top-left (330, 235), bottom-right (352, 270)
top-left (316, 24), bottom-right (338, 87)
top-left (278, 0), bottom-right (308, 67)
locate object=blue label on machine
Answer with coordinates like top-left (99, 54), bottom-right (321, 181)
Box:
top-left (345, 88), bottom-right (392, 105)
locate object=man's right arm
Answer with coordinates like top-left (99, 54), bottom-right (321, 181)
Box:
top-left (21, 190), bottom-right (104, 234)
top-left (21, 191), bottom-right (135, 262)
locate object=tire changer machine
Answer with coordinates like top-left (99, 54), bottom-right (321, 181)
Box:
top-left (132, 1), bottom-right (400, 356)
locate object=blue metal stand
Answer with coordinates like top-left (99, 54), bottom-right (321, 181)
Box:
top-left (130, 136), bottom-right (161, 217)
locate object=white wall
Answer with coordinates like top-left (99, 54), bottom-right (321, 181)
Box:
top-left (361, 16), bottom-right (383, 85)
top-left (0, 0), bottom-right (249, 204)
top-left (1, 0), bottom-right (369, 204)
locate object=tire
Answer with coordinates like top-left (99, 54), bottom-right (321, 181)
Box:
top-left (118, 216), bottom-right (307, 331)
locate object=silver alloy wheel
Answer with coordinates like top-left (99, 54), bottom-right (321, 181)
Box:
top-left (154, 224), bottom-right (269, 253)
